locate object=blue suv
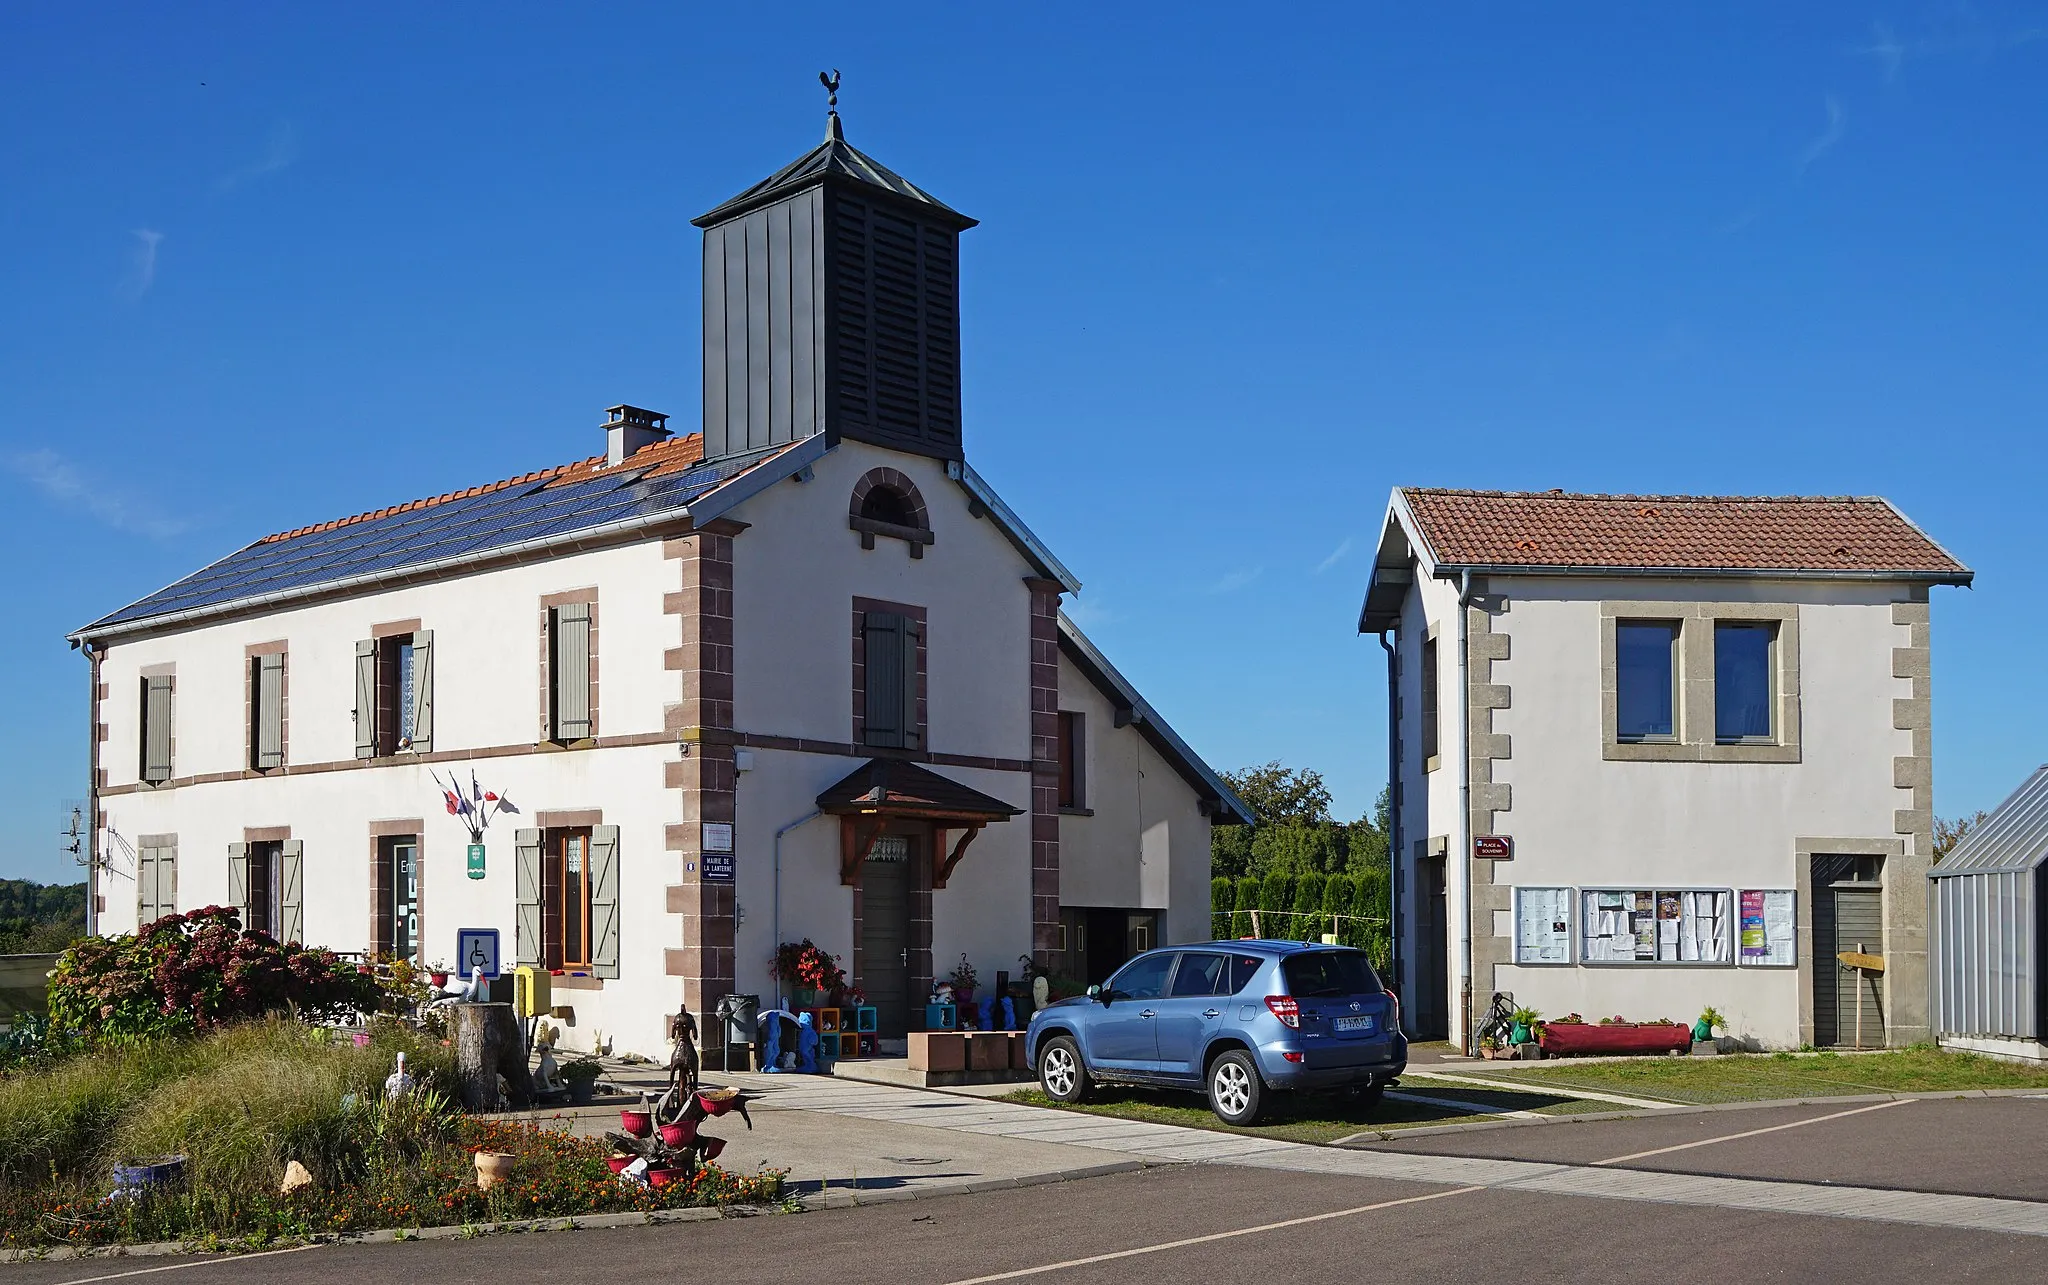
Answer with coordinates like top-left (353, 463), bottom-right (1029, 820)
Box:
top-left (1025, 940), bottom-right (1407, 1125)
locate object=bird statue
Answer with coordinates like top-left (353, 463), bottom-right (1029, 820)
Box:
top-left (384, 1051), bottom-right (416, 1102)
top-left (820, 69), bottom-right (840, 108)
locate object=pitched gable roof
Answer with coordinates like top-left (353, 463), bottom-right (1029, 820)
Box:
top-left (1397, 489), bottom-right (1970, 579)
top-left (692, 118), bottom-right (976, 231)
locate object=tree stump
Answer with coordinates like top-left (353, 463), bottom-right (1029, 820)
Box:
top-left (450, 1002), bottom-right (533, 1112)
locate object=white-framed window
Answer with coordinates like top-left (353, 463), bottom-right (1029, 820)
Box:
top-left (1579, 888), bottom-right (1732, 965)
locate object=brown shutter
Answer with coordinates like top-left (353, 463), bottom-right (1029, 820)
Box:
top-left (900, 616), bottom-right (921, 748)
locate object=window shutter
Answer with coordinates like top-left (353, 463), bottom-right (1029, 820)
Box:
top-left (514, 828), bottom-right (542, 966)
top-left (900, 617), bottom-right (921, 749)
top-left (277, 840), bottom-right (304, 944)
top-left (589, 824), bottom-right (620, 979)
top-left (254, 654), bottom-right (284, 769)
top-left (863, 613), bottom-right (905, 748)
top-left (409, 631), bottom-right (434, 752)
top-left (355, 641), bottom-right (377, 759)
top-left (138, 845), bottom-right (162, 924)
top-left (552, 605), bottom-right (592, 741)
top-left (142, 676), bottom-right (174, 784)
top-left (370, 841), bottom-right (392, 957)
top-left (227, 843), bottom-right (250, 929)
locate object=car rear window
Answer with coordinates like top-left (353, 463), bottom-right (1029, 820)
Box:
top-left (1281, 950), bottom-right (1383, 998)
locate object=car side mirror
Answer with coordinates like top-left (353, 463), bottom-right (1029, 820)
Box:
top-left (1088, 985), bottom-right (1109, 1004)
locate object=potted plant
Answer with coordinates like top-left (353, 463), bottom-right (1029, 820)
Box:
top-left (949, 954), bottom-right (979, 1004)
top-left (1692, 1006), bottom-right (1725, 1045)
top-left (1509, 1006), bottom-right (1542, 1046)
top-left (771, 939), bottom-right (846, 1008)
top-left (561, 1056), bottom-right (603, 1105)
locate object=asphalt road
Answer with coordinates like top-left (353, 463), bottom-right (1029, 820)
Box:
top-left (17, 1095), bottom-right (2048, 1284)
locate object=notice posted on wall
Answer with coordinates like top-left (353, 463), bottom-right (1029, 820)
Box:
top-left (1738, 889), bottom-right (1797, 967)
top-left (1514, 887), bottom-right (1572, 964)
top-left (1580, 888), bottom-right (1731, 964)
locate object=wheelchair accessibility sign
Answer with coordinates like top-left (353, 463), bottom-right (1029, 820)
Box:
top-left (456, 928), bottom-right (500, 979)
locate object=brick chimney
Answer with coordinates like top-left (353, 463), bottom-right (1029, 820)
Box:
top-left (604, 405), bottom-right (670, 466)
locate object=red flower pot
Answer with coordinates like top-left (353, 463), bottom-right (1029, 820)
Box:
top-left (1538, 1022), bottom-right (1692, 1057)
top-left (619, 1109), bottom-right (653, 1138)
top-left (646, 1166), bottom-right (684, 1188)
top-left (699, 1136), bottom-right (726, 1161)
top-left (658, 1119), bottom-right (698, 1147)
top-left (605, 1154), bottom-right (635, 1174)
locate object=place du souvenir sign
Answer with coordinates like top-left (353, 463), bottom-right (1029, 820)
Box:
top-left (1473, 834), bottom-right (1515, 860)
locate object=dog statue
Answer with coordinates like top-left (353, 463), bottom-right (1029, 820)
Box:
top-left (668, 1009), bottom-right (701, 1097)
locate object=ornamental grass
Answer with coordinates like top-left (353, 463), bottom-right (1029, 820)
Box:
top-left (0, 1020), bottom-right (780, 1251)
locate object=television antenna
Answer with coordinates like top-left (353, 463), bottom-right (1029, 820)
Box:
top-left (61, 801), bottom-right (86, 867)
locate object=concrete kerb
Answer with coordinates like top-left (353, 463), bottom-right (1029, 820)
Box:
top-left (1333, 1085), bottom-right (2048, 1146)
top-left (0, 1162), bottom-right (1159, 1265)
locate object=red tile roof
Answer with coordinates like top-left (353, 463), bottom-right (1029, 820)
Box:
top-left (1397, 489), bottom-right (1969, 578)
top-left (259, 433), bottom-right (707, 544)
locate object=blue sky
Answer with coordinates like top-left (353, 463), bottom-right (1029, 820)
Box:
top-left (3, 4), bottom-right (2044, 884)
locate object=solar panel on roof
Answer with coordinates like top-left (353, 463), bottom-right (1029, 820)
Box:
top-left (83, 457), bottom-right (749, 632)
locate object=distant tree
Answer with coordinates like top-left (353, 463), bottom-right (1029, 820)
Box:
top-left (1210, 823), bottom-right (1257, 881)
top-left (1934, 810), bottom-right (1993, 862)
top-left (0, 879), bottom-right (87, 955)
top-left (1221, 762), bottom-right (1333, 827)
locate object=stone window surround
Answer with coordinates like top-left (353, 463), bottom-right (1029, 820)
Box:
top-left (1794, 836), bottom-right (1908, 1049)
top-left (368, 819), bottom-right (425, 966)
top-left (848, 466), bottom-right (935, 558)
top-left (244, 640), bottom-right (288, 773)
top-left (1600, 600), bottom-right (1802, 763)
top-left (1421, 622), bottom-right (1442, 775)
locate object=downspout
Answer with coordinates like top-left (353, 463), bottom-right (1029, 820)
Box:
top-left (771, 809), bottom-right (822, 1006)
top-left (1378, 629), bottom-right (1401, 1024)
top-left (1455, 568), bottom-right (1477, 1055)
top-left (81, 640), bottom-right (101, 938)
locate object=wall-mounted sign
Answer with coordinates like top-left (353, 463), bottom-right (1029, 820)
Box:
top-left (466, 843), bottom-right (486, 880)
top-left (702, 850), bottom-right (735, 883)
top-left (702, 822), bottom-right (734, 853)
top-left (1472, 834), bottom-right (1514, 860)
top-left (456, 928), bottom-right (501, 979)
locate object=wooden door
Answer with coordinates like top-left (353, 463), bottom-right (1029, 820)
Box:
top-left (1415, 856), bottom-right (1449, 1039)
top-left (861, 837), bottom-right (914, 1037)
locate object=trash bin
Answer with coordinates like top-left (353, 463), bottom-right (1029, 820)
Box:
top-left (716, 994), bottom-right (759, 1072)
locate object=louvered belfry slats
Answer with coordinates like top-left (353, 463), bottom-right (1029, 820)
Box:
top-left (694, 121), bottom-right (974, 465)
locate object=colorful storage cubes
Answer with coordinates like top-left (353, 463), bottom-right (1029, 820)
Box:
top-left (923, 1003), bottom-right (957, 1031)
top-left (855, 1006), bottom-right (879, 1033)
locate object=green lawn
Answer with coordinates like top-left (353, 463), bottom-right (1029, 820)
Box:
top-left (999, 1073), bottom-right (1593, 1146)
top-left (1444, 1047), bottom-right (2048, 1105)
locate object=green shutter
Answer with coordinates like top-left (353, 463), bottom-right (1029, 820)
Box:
top-left (227, 843), bottom-right (250, 929)
top-left (142, 676), bottom-right (174, 784)
top-left (277, 840), bottom-right (304, 944)
top-left (552, 605), bottom-right (592, 741)
top-left (863, 613), bottom-right (905, 748)
top-left (254, 654), bottom-right (284, 769)
top-left (589, 825), bottom-right (619, 979)
top-left (514, 828), bottom-right (542, 966)
top-left (354, 641), bottom-right (377, 759)
top-left (409, 631), bottom-right (434, 752)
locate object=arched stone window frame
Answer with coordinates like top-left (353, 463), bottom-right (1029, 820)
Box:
top-left (848, 467), bottom-right (936, 559)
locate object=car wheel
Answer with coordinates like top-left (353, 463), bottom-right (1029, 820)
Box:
top-left (1038, 1035), bottom-right (1091, 1103)
top-left (1207, 1050), bottom-right (1265, 1125)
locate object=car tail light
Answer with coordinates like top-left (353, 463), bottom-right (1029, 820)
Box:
top-left (1281, 1051), bottom-right (1304, 1063)
top-left (1384, 988), bottom-right (1401, 1029)
top-left (1264, 996), bottom-right (1300, 1029)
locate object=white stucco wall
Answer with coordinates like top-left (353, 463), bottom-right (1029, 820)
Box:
top-left (93, 538), bottom-right (687, 1058)
top-left (1392, 569), bottom-right (1919, 1048)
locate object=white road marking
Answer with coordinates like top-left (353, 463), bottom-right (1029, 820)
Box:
top-left (1592, 1098), bottom-right (1911, 1165)
top-left (1406, 1069), bottom-right (1676, 1110)
top-left (49, 1243), bottom-right (321, 1285)
top-left (938, 1185), bottom-right (1487, 1283)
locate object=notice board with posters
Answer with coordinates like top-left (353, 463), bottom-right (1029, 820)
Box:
top-left (1513, 886), bottom-right (1573, 964)
top-left (1579, 888), bottom-right (1732, 965)
top-left (1737, 889), bottom-right (1797, 967)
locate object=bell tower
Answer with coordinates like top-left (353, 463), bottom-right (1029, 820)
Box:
top-left (694, 79), bottom-right (978, 464)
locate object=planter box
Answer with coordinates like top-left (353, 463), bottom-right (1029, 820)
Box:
top-left (909, 1031), bottom-right (966, 1073)
top-left (1008, 1032), bottom-right (1031, 1070)
top-left (1539, 1022), bottom-right (1691, 1057)
top-left (967, 1031), bottom-right (1010, 1071)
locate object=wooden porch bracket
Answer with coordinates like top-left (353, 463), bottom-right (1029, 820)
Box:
top-left (839, 816), bottom-right (886, 886)
top-left (932, 823), bottom-right (984, 890)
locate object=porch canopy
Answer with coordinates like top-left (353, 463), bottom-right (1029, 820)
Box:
top-left (816, 758), bottom-right (1022, 889)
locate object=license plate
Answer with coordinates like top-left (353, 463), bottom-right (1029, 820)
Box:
top-left (1333, 1015), bottom-right (1375, 1034)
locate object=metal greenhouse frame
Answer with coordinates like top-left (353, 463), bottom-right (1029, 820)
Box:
top-left (1931, 765), bottom-right (2048, 1042)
